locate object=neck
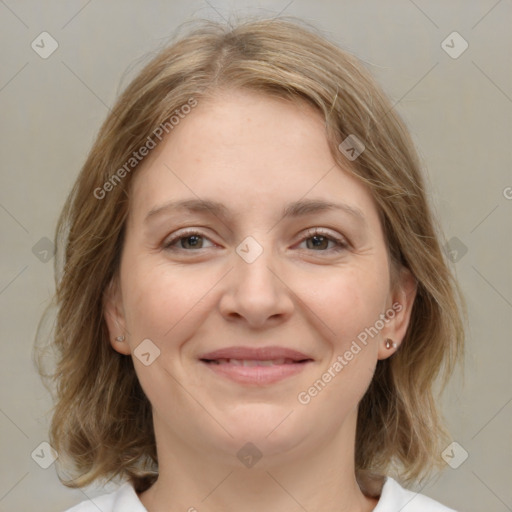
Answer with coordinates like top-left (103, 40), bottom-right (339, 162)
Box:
top-left (138, 410), bottom-right (381, 512)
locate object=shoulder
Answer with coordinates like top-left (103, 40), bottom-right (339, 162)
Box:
top-left (375, 476), bottom-right (458, 512)
top-left (61, 482), bottom-right (146, 512)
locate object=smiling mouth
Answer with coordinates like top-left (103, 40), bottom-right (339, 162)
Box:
top-left (199, 357), bottom-right (313, 385)
top-left (201, 358), bottom-right (312, 366)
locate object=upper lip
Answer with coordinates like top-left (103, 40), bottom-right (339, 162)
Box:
top-left (199, 346), bottom-right (313, 361)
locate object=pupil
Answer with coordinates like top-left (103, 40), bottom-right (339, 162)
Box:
top-left (185, 235), bottom-right (201, 248)
top-left (310, 235), bottom-right (327, 249)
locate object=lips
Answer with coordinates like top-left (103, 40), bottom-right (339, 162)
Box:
top-left (199, 346), bottom-right (312, 362)
top-left (199, 346), bottom-right (314, 385)
top-left (207, 358), bottom-right (298, 366)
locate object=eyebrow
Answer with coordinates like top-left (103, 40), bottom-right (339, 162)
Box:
top-left (144, 198), bottom-right (366, 225)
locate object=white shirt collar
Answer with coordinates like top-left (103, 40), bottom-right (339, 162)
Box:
top-left (102, 475), bottom-right (457, 512)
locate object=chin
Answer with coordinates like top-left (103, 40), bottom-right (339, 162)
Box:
top-left (214, 414), bottom-right (310, 461)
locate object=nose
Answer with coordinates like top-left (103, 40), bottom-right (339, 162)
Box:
top-left (218, 240), bottom-right (294, 328)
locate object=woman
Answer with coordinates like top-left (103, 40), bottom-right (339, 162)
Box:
top-left (36, 16), bottom-right (465, 512)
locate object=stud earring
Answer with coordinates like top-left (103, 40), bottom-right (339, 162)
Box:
top-left (115, 335), bottom-right (125, 342)
top-left (385, 338), bottom-right (397, 349)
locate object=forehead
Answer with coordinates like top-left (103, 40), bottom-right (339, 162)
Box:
top-left (128, 89), bottom-right (380, 228)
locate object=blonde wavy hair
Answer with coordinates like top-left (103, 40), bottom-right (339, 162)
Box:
top-left (34, 16), bottom-right (465, 496)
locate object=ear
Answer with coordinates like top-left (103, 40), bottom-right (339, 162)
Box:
top-left (378, 266), bottom-right (417, 360)
top-left (103, 276), bottom-right (131, 355)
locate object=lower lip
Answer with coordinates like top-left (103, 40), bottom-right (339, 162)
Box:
top-left (200, 360), bottom-right (312, 385)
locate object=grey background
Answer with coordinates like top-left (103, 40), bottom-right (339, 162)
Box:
top-left (1, 1), bottom-right (511, 510)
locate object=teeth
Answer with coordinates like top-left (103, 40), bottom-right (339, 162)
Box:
top-left (256, 359), bottom-right (280, 366)
top-left (211, 358), bottom-right (295, 366)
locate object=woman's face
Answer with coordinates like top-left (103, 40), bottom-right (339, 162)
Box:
top-left (105, 89), bottom-right (416, 466)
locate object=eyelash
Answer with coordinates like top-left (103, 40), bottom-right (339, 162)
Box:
top-left (162, 228), bottom-right (349, 254)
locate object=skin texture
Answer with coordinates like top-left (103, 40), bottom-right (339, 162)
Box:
top-left (104, 89), bottom-right (417, 512)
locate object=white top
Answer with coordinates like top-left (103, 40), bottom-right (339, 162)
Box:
top-left (62, 476), bottom-right (457, 511)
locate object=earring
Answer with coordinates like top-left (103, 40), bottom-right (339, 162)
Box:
top-left (385, 338), bottom-right (397, 349)
top-left (115, 335), bottom-right (125, 342)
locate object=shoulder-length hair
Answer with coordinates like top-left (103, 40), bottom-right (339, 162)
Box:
top-left (35, 16), bottom-right (465, 495)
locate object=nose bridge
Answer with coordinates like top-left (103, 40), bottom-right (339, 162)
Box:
top-left (234, 233), bottom-right (278, 294)
top-left (220, 233), bottom-right (293, 325)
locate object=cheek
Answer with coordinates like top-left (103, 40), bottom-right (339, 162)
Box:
top-left (296, 261), bottom-right (388, 403)
top-left (304, 262), bottom-right (390, 344)
top-left (118, 260), bottom-right (203, 396)
top-left (123, 265), bottom-right (193, 339)
top-left (121, 254), bottom-right (222, 349)
top-left (296, 269), bottom-right (385, 422)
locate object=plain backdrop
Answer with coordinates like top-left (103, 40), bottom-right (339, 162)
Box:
top-left (0, 1), bottom-right (511, 511)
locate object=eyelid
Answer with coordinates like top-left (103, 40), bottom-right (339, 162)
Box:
top-left (298, 227), bottom-right (350, 251)
top-left (163, 226), bottom-right (349, 253)
top-left (163, 228), bottom-right (217, 250)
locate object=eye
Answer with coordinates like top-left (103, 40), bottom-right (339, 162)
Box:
top-left (297, 228), bottom-right (348, 253)
top-left (163, 229), bottom-right (215, 251)
top-left (162, 228), bottom-right (349, 253)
